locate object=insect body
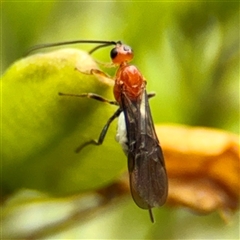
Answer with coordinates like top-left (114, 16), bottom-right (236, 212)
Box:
top-left (29, 40), bottom-right (168, 222)
top-left (111, 42), bottom-right (168, 222)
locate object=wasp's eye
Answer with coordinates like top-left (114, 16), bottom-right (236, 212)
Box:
top-left (110, 48), bottom-right (118, 60)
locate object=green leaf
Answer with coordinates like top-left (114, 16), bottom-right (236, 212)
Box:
top-left (2, 49), bottom-right (126, 196)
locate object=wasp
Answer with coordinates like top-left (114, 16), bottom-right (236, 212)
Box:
top-left (29, 40), bottom-right (168, 222)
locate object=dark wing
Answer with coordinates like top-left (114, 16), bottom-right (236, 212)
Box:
top-left (122, 90), bottom-right (168, 209)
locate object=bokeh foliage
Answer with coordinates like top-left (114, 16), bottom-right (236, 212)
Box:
top-left (1, 1), bottom-right (239, 239)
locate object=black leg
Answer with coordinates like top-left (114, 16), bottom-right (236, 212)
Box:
top-left (147, 92), bottom-right (156, 99)
top-left (59, 92), bottom-right (118, 106)
top-left (75, 108), bottom-right (122, 153)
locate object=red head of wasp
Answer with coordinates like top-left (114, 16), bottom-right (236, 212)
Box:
top-left (29, 40), bottom-right (168, 223)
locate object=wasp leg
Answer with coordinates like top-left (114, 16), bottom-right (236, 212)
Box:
top-left (75, 66), bottom-right (112, 78)
top-left (75, 108), bottom-right (122, 153)
top-left (147, 92), bottom-right (156, 99)
top-left (75, 66), bottom-right (114, 85)
top-left (59, 92), bottom-right (118, 106)
top-left (94, 59), bottom-right (116, 68)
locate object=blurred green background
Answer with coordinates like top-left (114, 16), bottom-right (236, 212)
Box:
top-left (1, 1), bottom-right (239, 239)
